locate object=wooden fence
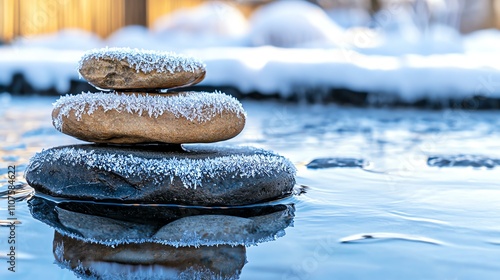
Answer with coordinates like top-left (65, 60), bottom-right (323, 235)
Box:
top-left (0, 0), bottom-right (206, 41)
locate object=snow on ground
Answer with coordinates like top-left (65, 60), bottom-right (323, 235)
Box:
top-left (2, 45), bottom-right (500, 102)
top-left (248, 1), bottom-right (344, 48)
top-left (152, 1), bottom-right (249, 49)
top-left (0, 47), bottom-right (81, 93)
top-left (2, 1), bottom-right (500, 102)
top-left (194, 47), bottom-right (500, 101)
top-left (12, 29), bottom-right (103, 51)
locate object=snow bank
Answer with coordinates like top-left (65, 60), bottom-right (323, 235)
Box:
top-left (2, 45), bottom-right (500, 102)
top-left (152, 1), bottom-right (248, 49)
top-left (358, 4), bottom-right (465, 56)
top-left (357, 24), bottom-right (464, 56)
top-left (106, 25), bottom-right (159, 50)
top-left (12, 29), bottom-right (102, 50)
top-left (327, 8), bottom-right (371, 29)
top-left (154, 1), bottom-right (247, 37)
top-left (0, 47), bottom-right (81, 93)
top-left (2, 1), bottom-right (500, 104)
top-left (192, 47), bottom-right (500, 101)
top-left (463, 29), bottom-right (500, 54)
top-left (249, 0), bottom-right (344, 48)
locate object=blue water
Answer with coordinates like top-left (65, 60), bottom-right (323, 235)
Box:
top-left (1, 95), bottom-right (500, 279)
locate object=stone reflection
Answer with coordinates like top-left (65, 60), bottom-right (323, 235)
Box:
top-left (53, 232), bottom-right (246, 280)
top-left (29, 195), bottom-right (295, 279)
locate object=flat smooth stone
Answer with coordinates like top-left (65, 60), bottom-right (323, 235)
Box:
top-left (52, 91), bottom-right (246, 144)
top-left (78, 47), bottom-right (206, 90)
top-left (25, 144), bottom-right (297, 206)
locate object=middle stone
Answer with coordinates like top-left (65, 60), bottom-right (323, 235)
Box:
top-left (52, 91), bottom-right (246, 144)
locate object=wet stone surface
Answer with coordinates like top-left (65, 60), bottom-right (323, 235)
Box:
top-left (25, 144), bottom-right (296, 206)
top-left (427, 155), bottom-right (500, 168)
top-left (306, 158), bottom-right (365, 169)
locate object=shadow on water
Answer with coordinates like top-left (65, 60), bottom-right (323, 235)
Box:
top-left (28, 195), bottom-right (295, 280)
top-left (53, 231), bottom-right (247, 280)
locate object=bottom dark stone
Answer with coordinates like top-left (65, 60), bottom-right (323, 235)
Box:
top-left (25, 144), bottom-right (296, 206)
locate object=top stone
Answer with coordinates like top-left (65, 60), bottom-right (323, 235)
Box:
top-left (78, 48), bottom-right (206, 90)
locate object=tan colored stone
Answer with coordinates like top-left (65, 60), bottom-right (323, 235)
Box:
top-left (52, 91), bottom-right (246, 144)
top-left (78, 48), bottom-right (206, 90)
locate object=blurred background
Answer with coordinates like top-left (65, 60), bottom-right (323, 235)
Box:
top-left (2, 0), bottom-right (500, 107)
top-left (1, 0), bottom-right (500, 41)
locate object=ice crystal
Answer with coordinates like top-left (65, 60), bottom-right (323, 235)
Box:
top-left (52, 226), bottom-right (286, 248)
top-left (54, 241), bottom-right (65, 262)
top-left (78, 47), bottom-right (205, 75)
top-left (50, 220), bottom-right (286, 248)
top-left (52, 91), bottom-right (246, 131)
top-left (27, 145), bottom-right (297, 189)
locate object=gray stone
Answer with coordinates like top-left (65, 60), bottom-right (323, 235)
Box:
top-left (306, 157), bottom-right (364, 169)
top-left (25, 144), bottom-right (296, 206)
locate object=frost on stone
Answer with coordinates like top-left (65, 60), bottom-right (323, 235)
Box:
top-left (52, 91), bottom-right (246, 131)
top-left (54, 241), bottom-right (65, 262)
top-left (27, 145), bottom-right (297, 189)
top-left (48, 203), bottom-right (295, 248)
top-left (78, 47), bottom-right (205, 75)
top-left (53, 229), bottom-right (286, 248)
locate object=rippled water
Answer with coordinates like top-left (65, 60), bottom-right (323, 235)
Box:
top-left (1, 95), bottom-right (500, 279)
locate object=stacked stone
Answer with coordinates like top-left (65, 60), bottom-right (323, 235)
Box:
top-left (26, 48), bottom-right (296, 206)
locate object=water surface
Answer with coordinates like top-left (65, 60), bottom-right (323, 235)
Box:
top-left (1, 95), bottom-right (500, 279)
